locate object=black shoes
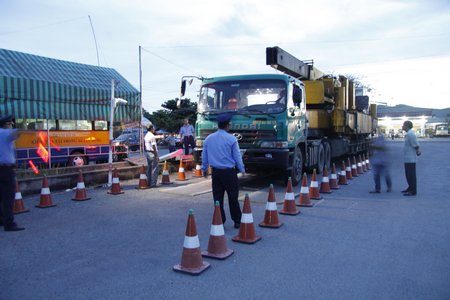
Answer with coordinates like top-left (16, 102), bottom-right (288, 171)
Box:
top-left (234, 223), bottom-right (240, 229)
top-left (369, 190), bottom-right (380, 194)
top-left (4, 222), bottom-right (25, 232)
top-left (401, 189), bottom-right (410, 193)
top-left (403, 192), bottom-right (417, 196)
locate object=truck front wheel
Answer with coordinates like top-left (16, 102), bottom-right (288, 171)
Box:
top-left (287, 146), bottom-right (303, 186)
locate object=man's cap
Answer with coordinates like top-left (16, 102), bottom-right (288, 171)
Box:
top-left (216, 113), bottom-right (232, 123)
top-left (0, 115), bottom-right (13, 125)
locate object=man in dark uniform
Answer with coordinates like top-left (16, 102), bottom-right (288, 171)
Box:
top-left (0, 115), bottom-right (24, 231)
top-left (201, 113), bottom-right (245, 229)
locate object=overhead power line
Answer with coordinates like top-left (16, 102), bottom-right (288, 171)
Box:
top-left (0, 16), bottom-right (86, 36)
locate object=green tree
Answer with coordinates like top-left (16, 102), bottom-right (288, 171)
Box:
top-left (144, 98), bottom-right (197, 133)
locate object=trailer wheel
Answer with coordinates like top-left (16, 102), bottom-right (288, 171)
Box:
top-left (287, 146), bottom-right (303, 186)
top-left (323, 142), bottom-right (331, 172)
top-left (68, 151), bottom-right (86, 167)
top-left (317, 143), bottom-right (325, 174)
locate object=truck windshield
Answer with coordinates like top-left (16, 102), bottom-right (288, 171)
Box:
top-left (198, 79), bottom-right (286, 114)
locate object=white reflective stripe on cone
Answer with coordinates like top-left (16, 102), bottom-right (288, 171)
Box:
top-left (41, 187), bottom-right (50, 195)
top-left (301, 186), bottom-right (309, 193)
top-left (183, 235), bottom-right (200, 249)
top-left (139, 174), bottom-right (147, 179)
top-left (265, 201), bottom-right (277, 210)
top-left (322, 177), bottom-right (329, 183)
top-left (331, 174), bottom-right (337, 179)
top-left (196, 165), bottom-right (201, 170)
top-left (241, 213), bottom-right (254, 223)
top-left (352, 165), bottom-right (356, 169)
top-left (284, 192), bottom-right (294, 200)
top-left (357, 163), bottom-right (362, 167)
top-left (346, 167), bottom-right (351, 171)
top-left (77, 182), bottom-right (85, 189)
top-left (310, 181), bottom-right (319, 188)
top-left (210, 224), bottom-right (225, 236)
top-left (179, 168), bottom-right (185, 172)
top-left (341, 171), bottom-right (346, 176)
top-left (15, 192), bottom-right (22, 200)
top-left (112, 178), bottom-right (120, 184)
top-left (162, 170), bottom-right (169, 175)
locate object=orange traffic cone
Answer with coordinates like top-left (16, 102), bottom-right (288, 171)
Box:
top-left (360, 154), bottom-right (367, 172)
top-left (259, 184), bottom-right (283, 228)
top-left (232, 194), bottom-right (261, 244)
top-left (346, 157), bottom-right (353, 180)
top-left (351, 156), bottom-right (358, 177)
top-left (357, 155), bottom-right (364, 174)
top-left (280, 177), bottom-right (300, 215)
top-left (338, 161), bottom-right (349, 185)
top-left (309, 169), bottom-right (322, 200)
top-left (193, 163), bottom-right (203, 178)
top-left (13, 180), bottom-right (29, 214)
top-left (329, 163), bottom-right (340, 190)
top-left (135, 165), bottom-right (150, 189)
top-left (297, 173), bottom-right (313, 207)
top-left (176, 159), bottom-right (187, 181)
top-left (36, 176), bottom-right (56, 208)
top-left (319, 165), bottom-right (332, 194)
top-left (365, 153), bottom-right (371, 170)
top-left (108, 168), bottom-right (124, 195)
top-left (72, 170), bottom-right (91, 201)
top-left (202, 201), bottom-right (234, 260)
top-left (160, 161), bottom-right (173, 185)
top-left (173, 209), bottom-right (210, 275)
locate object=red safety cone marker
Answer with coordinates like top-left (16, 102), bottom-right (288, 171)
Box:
top-left (13, 180), bottom-right (29, 214)
top-left (36, 176), bottom-right (56, 208)
top-left (360, 154), bottom-right (367, 172)
top-left (365, 153), bottom-right (371, 170)
top-left (173, 209), bottom-right (210, 275)
top-left (297, 173), bottom-right (313, 207)
top-left (338, 161), bottom-right (349, 185)
top-left (357, 155), bottom-right (364, 174)
top-left (202, 201), bottom-right (234, 260)
top-left (160, 161), bottom-right (173, 185)
top-left (136, 165), bottom-right (150, 189)
top-left (280, 177), bottom-right (300, 215)
top-left (108, 168), bottom-right (124, 195)
top-left (329, 163), bottom-right (340, 190)
top-left (259, 184), bottom-right (283, 228)
top-left (351, 156), bottom-right (359, 177)
top-left (232, 194), bottom-right (262, 244)
top-left (346, 157), bottom-right (353, 180)
top-left (72, 170), bottom-right (91, 201)
top-left (193, 163), bottom-right (203, 178)
top-left (319, 165), bottom-right (332, 194)
top-left (309, 169), bottom-right (323, 200)
top-left (176, 159), bottom-right (187, 181)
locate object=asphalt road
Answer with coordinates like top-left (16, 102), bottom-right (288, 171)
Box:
top-left (1, 139), bottom-right (450, 299)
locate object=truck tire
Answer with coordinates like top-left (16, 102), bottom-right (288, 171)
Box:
top-left (286, 146), bottom-right (303, 186)
top-left (68, 151), bottom-right (86, 167)
top-left (317, 143), bottom-right (325, 174)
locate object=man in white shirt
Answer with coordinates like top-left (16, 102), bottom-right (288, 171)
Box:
top-left (144, 124), bottom-right (159, 187)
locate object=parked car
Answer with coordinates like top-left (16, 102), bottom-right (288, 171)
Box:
top-left (113, 133), bottom-right (141, 151)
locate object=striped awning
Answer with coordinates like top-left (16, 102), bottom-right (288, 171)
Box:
top-left (0, 49), bottom-right (140, 122)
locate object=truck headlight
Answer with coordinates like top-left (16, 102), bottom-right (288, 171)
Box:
top-left (260, 141), bottom-right (288, 148)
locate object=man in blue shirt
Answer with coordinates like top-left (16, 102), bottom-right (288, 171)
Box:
top-left (402, 120), bottom-right (421, 196)
top-left (179, 118), bottom-right (195, 155)
top-left (0, 115), bottom-right (24, 231)
top-left (202, 113), bottom-right (245, 228)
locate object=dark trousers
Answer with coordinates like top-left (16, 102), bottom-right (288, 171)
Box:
top-left (0, 166), bottom-right (16, 226)
top-left (211, 168), bottom-right (242, 224)
top-left (404, 163), bottom-right (417, 194)
top-left (372, 163), bottom-right (392, 191)
top-left (183, 136), bottom-right (195, 155)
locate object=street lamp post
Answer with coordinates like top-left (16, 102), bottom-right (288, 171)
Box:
top-left (108, 79), bottom-right (128, 187)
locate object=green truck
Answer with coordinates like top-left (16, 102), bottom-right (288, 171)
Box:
top-left (180, 47), bottom-right (377, 186)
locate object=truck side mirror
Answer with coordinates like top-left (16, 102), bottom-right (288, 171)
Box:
top-left (293, 86), bottom-right (302, 106)
top-left (180, 80), bottom-right (186, 97)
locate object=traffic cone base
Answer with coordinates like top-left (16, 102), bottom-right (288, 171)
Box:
top-left (259, 184), bottom-right (283, 228)
top-left (73, 172), bottom-right (91, 201)
top-left (193, 164), bottom-right (203, 178)
top-left (136, 166), bottom-right (150, 189)
top-left (280, 177), bottom-right (300, 215)
top-left (173, 252), bottom-right (210, 275)
top-left (108, 170), bottom-right (124, 194)
top-left (160, 161), bottom-right (173, 185)
top-left (13, 181), bottom-right (30, 214)
top-left (297, 173), bottom-right (314, 207)
top-left (202, 240), bottom-right (234, 259)
top-left (329, 163), bottom-right (340, 190)
top-left (176, 160), bottom-right (188, 181)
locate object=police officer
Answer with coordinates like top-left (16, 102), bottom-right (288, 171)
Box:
top-left (0, 115), bottom-right (24, 231)
top-left (201, 113), bottom-right (245, 228)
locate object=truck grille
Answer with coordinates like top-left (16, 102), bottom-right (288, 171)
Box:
top-left (199, 129), bottom-right (277, 146)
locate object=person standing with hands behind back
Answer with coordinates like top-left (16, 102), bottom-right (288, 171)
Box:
top-left (179, 118), bottom-right (195, 155)
top-left (202, 113), bottom-right (245, 229)
top-left (402, 120), bottom-right (421, 196)
top-left (144, 124), bottom-right (159, 188)
top-left (0, 115), bottom-right (24, 231)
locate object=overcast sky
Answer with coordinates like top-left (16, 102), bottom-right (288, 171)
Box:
top-left (1, 0), bottom-right (449, 111)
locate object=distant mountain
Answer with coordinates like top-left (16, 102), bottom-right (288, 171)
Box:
top-left (377, 104), bottom-right (450, 118)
